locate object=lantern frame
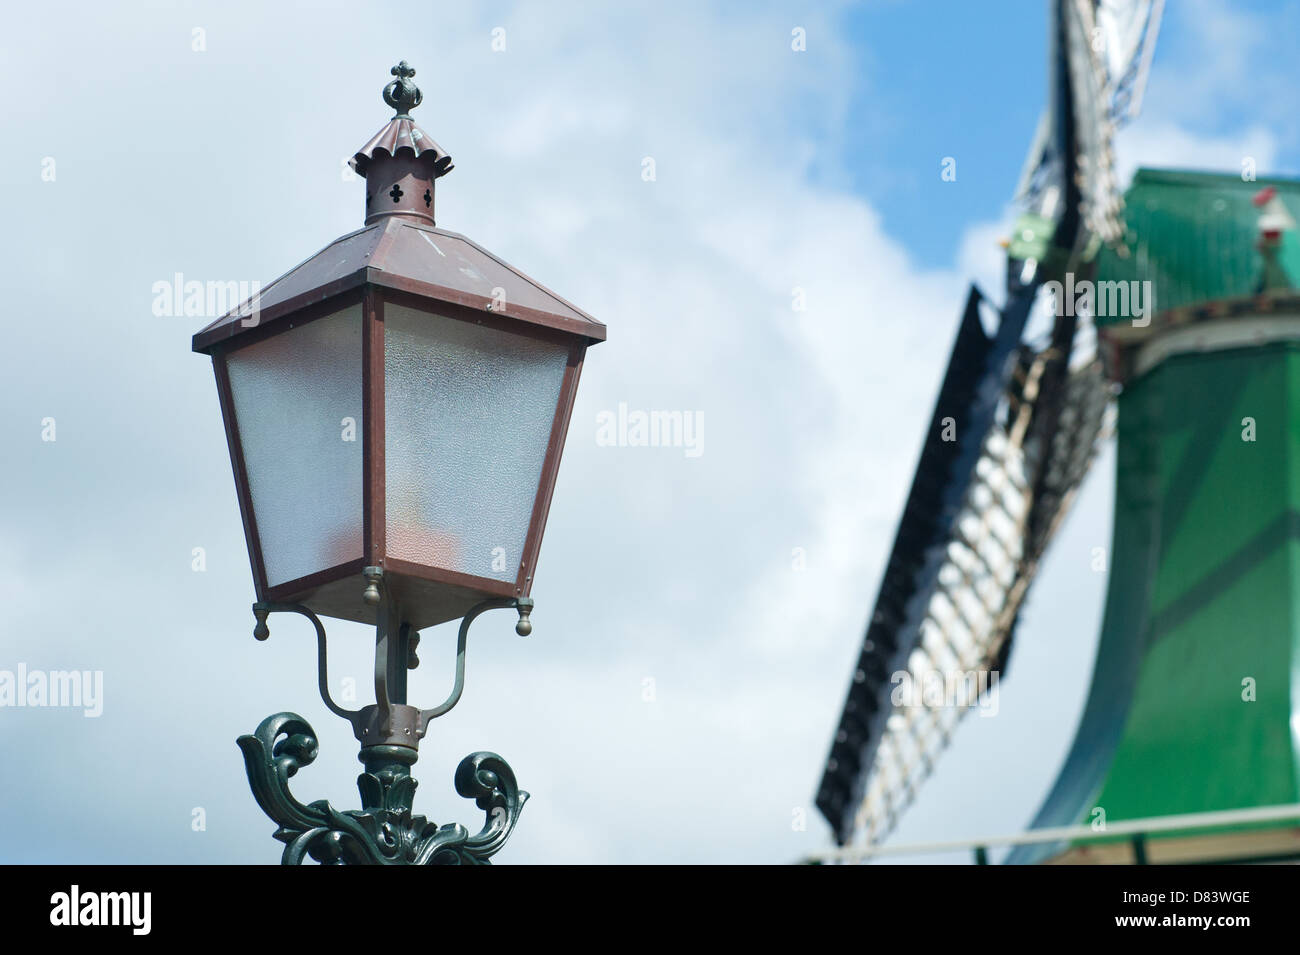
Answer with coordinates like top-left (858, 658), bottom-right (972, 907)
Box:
top-left (195, 218), bottom-right (605, 631)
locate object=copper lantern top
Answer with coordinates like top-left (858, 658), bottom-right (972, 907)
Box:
top-left (193, 62), bottom-right (605, 631)
top-left (193, 62), bottom-right (605, 353)
top-left (350, 61), bottom-right (453, 227)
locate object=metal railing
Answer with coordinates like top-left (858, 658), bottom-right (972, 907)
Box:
top-left (801, 802), bottom-right (1300, 865)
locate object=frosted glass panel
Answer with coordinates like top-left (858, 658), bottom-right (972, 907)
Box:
top-left (226, 306), bottom-right (363, 586)
top-left (384, 304), bottom-right (568, 580)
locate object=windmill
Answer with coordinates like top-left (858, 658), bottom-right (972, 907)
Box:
top-left (814, 0), bottom-right (1165, 850)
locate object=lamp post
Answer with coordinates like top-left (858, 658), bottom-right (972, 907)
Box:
top-left (192, 61), bottom-right (606, 865)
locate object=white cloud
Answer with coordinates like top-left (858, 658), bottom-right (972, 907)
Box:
top-left (0, 0), bottom-right (1285, 866)
top-left (1116, 122), bottom-right (1278, 184)
top-left (0, 0), bottom-right (963, 864)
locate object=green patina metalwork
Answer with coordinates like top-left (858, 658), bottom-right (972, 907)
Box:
top-left (238, 588), bottom-right (533, 865)
top-left (238, 713), bottom-right (528, 865)
top-left (383, 60), bottom-right (423, 118)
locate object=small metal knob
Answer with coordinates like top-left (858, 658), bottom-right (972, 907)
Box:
top-left (252, 605), bottom-right (271, 641)
top-left (514, 599), bottom-right (534, 637)
top-left (405, 627), bottom-right (421, 670)
top-left (362, 566), bottom-right (384, 606)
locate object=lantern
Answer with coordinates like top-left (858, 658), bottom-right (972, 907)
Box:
top-left (193, 62), bottom-right (606, 633)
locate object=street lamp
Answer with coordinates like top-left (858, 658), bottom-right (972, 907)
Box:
top-left (193, 61), bottom-right (606, 865)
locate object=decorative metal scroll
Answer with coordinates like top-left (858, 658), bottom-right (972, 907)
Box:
top-left (238, 712), bottom-right (528, 865)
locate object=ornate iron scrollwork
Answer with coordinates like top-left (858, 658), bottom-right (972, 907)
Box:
top-left (238, 588), bottom-right (534, 865)
top-left (237, 712), bottom-right (528, 865)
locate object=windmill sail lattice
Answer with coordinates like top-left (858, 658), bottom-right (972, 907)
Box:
top-left (816, 0), bottom-right (1163, 850)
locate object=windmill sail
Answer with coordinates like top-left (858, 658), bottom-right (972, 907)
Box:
top-left (815, 0), bottom-right (1162, 849)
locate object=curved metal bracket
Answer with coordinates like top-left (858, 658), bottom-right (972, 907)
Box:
top-left (251, 602), bottom-right (358, 723)
top-left (420, 597), bottom-right (533, 723)
top-left (241, 594), bottom-right (536, 862)
top-left (248, 591), bottom-right (534, 744)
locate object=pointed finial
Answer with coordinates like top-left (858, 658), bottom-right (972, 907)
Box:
top-left (383, 60), bottom-right (423, 117)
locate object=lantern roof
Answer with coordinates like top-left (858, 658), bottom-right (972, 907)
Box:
top-left (192, 217), bottom-right (605, 352)
top-left (192, 60), bottom-right (605, 354)
top-left (351, 117), bottom-right (453, 179)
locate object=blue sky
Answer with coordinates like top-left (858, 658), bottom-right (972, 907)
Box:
top-left (837, 1), bottom-right (1048, 263)
top-left (833, 0), bottom-right (1300, 267)
top-left (0, 0), bottom-right (1295, 864)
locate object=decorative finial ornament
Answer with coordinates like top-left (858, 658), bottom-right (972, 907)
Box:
top-left (383, 60), bottom-right (423, 117)
top-left (351, 59), bottom-right (453, 223)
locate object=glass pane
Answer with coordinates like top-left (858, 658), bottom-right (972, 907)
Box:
top-left (384, 303), bottom-right (568, 581)
top-left (226, 306), bottom-right (364, 586)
